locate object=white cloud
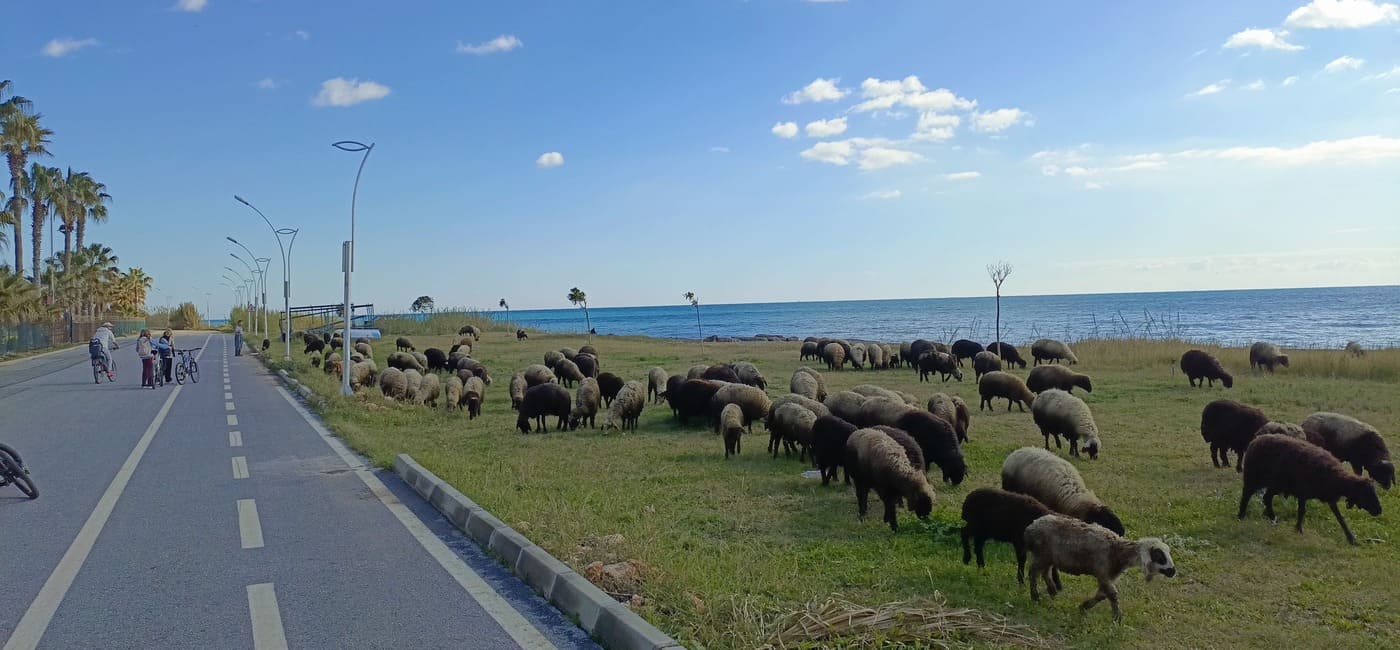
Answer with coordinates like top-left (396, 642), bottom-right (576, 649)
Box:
top-left (1388, 87), bottom-right (1400, 93)
top-left (800, 140), bottom-right (855, 165)
top-left (456, 34), bottom-right (522, 55)
top-left (175, 0), bottom-right (207, 12)
top-left (804, 117), bottom-right (848, 137)
top-left (858, 147), bottom-right (922, 170)
top-left (41, 37), bottom-right (97, 58)
top-left (312, 78), bottom-right (391, 107)
top-left (1245, 79), bottom-right (1267, 90)
top-left (1282, 75), bottom-right (1300, 86)
top-left (291, 29), bottom-right (311, 41)
top-left (1188, 80), bottom-right (1230, 96)
top-left (971, 108), bottom-right (1029, 133)
top-left (1324, 55), bottom-right (1365, 72)
top-left (911, 112), bottom-right (959, 141)
top-left (1286, 0), bottom-right (1400, 28)
top-left (1063, 166), bottom-right (1096, 177)
top-left (1083, 181), bottom-right (1104, 190)
top-left (945, 171), bottom-right (981, 181)
top-left (851, 76), bottom-right (975, 113)
top-left (710, 146), bottom-right (730, 153)
top-left (862, 189), bottom-right (902, 200)
top-left (1206, 135), bottom-right (1400, 164)
top-left (782, 78), bottom-right (847, 104)
top-left (1223, 28), bottom-right (1304, 50)
top-left (1363, 65), bottom-right (1400, 80)
top-left (255, 78), bottom-right (279, 90)
top-left (535, 152), bottom-right (564, 169)
top-left (771, 121), bottom-right (799, 139)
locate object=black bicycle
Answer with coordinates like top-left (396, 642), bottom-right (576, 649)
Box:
top-left (0, 443), bottom-right (38, 499)
top-left (89, 341), bottom-right (117, 384)
top-left (174, 348), bottom-right (201, 384)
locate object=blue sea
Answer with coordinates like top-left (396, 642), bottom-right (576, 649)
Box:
top-left (486, 286), bottom-right (1399, 349)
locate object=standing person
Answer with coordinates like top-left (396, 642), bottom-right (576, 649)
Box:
top-left (233, 320), bottom-right (244, 357)
top-left (159, 329), bottom-right (175, 383)
top-left (137, 329), bottom-right (156, 387)
top-left (89, 321), bottom-right (119, 380)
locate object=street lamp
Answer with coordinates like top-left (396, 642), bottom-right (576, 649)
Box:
top-left (332, 139), bottom-right (375, 396)
top-left (229, 250), bottom-right (271, 339)
top-left (224, 266), bottom-right (254, 322)
top-left (233, 197), bottom-right (299, 360)
top-left (229, 253), bottom-right (261, 338)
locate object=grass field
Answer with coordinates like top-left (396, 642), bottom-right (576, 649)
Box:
top-left (276, 331), bottom-right (1400, 649)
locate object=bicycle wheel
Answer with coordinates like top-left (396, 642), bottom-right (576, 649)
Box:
top-left (175, 360), bottom-right (186, 385)
top-left (0, 448), bottom-right (38, 499)
top-left (188, 360), bottom-right (199, 383)
top-left (108, 357), bottom-right (117, 382)
top-left (93, 360), bottom-right (102, 384)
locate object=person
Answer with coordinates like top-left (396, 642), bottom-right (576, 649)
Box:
top-left (233, 320), bottom-right (244, 356)
top-left (137, 329), bottom-right (156, 387)
top-left (89, 322), bottom-right (119, 380)
top-left (159, 329), bottom-right (175, 383)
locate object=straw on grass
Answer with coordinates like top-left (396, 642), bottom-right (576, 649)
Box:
top-left (763, 593), bottom-right (1055, 649)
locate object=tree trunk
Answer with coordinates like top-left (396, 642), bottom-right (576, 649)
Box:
top-left (30, 202), bottom-right (44, 286)
top-left (10, 218), bottom-right (20, 278)
top-left (694, 306), bottom-right (703, 352)
top-left (76, 217), bottom-right (85, 250)
top-left (62, 224), bottom-right (72, 268)
top-left (6, 153), bottom-right (23, 277)
top-left (994, 289), bottom-right (1001, 344)
top-left (583, 306), bottom-right (592, 340)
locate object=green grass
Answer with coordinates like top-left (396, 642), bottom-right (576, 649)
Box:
top-left (282, 332), bottom-right (1400, 649)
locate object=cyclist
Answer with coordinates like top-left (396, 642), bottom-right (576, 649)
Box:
top-left (89, 322), bottom-right (119, 380)
top-left (158, 329), bottom-right (175, 383)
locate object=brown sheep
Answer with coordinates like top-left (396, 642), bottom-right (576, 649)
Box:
top-left (978, 371), bottom-right (1035, 412)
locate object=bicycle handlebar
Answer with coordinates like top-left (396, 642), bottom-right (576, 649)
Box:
top-left (175, 348), bottom-right (202, 353)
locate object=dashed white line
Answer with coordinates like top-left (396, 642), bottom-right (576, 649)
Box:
top-left (224, 392), bottom-right (233, 399)
top-left (232, 456), bottom-right (249, 479)
top-left (227, 414), bottom-right (238, 426)
top-left (229, 431), bottom-right (243, 447)
top-left (237, 499), bottom-right (264, 549)
top-left (245, 584), bottom-right (289, 650)
top-left (225, 401), bottom-right (236, 411)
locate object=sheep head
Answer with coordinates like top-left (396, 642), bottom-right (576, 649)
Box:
top-left (1369, 461), bottom-right (1395, 490)
top-left (1086, 504), bottom-right (1126, 536)
top-left (1345, 479), bottom-right (1383, 515)
top-left (1137, 539), bottom-right (1176, 582)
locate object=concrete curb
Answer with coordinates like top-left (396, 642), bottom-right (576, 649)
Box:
top-left (393, 454), bottom-right (686, 650)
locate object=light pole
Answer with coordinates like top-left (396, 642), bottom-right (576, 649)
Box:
top-left (233, 197), bottom-right (299, 360)
top-left (230, 249), bottom-right (271, 339)
top-left (228, 254), bottom-right (264, 338)
top-left (224, 266), bottom-right (253, 325)
top-left (333, 139), bottom-right (375, 396)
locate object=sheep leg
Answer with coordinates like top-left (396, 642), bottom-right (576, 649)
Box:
top-left (883, 497), bottom-right (899, 532)
top-left (960, 527), bottom-right (973, 565)
top-left (1327, 501), bottom-right (1359, 545)
top-left (1070, 437), bottom-right (1079, 457)
top-left (1295, 498), bottom-right (1308, 534)
top-left (1210, 445), bottom-right (1222, 468)
top-left (1013, 543), bottom-right (1026, 584)
top-left (1237, 486), bottom-right (1256, 519)
top-left (855, 483), bottom-right (869, 520)
top-left (1043, 434), bottom-right (1051, 450)
top-left (1079, 585), bottom-right (1108, 613)
top-left (1263, 488), bottom-right (1278, 522)
top-left (1233, 449), bottom-right (1244, 472)
top-left (1028, 558), bottom-right (1044, 601)
top-left (1051, 567), bottom-right (1062, 592)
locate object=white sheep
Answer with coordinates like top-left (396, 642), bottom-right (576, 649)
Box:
top-left (1001, 447), bottom-right (1124, 535)
top-left (1031, 389), bottom-right (1102, 459)
top-left (1024, 514), bottom-right (1176, 621)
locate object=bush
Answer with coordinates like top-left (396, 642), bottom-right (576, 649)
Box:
top-left (170, 302), bottom-right (202, 329)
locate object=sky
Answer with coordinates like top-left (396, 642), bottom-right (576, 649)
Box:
top-left (4, 0), bottom-right (1400, 316)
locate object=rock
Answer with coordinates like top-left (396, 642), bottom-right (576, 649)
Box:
top-left (582, 559), bottom-right (650, 594)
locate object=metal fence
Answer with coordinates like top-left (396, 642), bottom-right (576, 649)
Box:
top-left (0, 316), bottom-right (145, 357)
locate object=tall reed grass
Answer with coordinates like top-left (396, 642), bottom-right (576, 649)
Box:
top-left (1073, 337), bottom-right (1400, 382)
top-left (371, 309), bottom-right (518, 337)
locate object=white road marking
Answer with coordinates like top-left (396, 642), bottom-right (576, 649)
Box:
top-left (225, 401), bottom-right (235, 411)
top-left (3, 336), bottom-right (212, 650)
top-left (227, 414), bottom-right (238, 426)
top-left (229, 431), bottom-right (243, 447)
top-left (245, 584), bottom-right (289, 650)
top-left (225, 392), bottom-right (233, 399)
top-left (232, 456), bottom-right (249, 479)
top-left (238, 499), bottom-right (264, 549)
top-left (274, 387), bottom-right (556, 649)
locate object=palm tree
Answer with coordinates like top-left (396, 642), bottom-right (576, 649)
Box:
top-left (567, 287), bottom-right (592, 338)
top-left (410, 295), bottom-right (434, 313)
top-left (499, 298), bottom-right (509, 322)
top-left (26, 164), bottom-right (61, 284)
top-left (0, 188), bottom-right (8, 253)
top-left (0, 266), bottom-right (50, 322)
top-left (55, 168), bottom-right (98, 264)
top-left (74, 174), bottom-right (109, 250)
top-left (1, 108), bottom-right (53, 276)
top-left (683, 291), bottom-right (703, 351)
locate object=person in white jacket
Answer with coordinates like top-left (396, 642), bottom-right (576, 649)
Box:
top-left (89, 322), bottom-right (118, 380)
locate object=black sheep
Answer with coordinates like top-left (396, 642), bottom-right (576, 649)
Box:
top-left (516, 328), bottom-right (528, 340)
top-left (423, 347), bottom-right (449, 373)
top-left (918, 352), bottom-right (962, 383)
top-left (322, 331), bottom-right (332, 344)
top-left (395, 337), bottom-right (415, 352)
top-left (951, 339), bottom-right (984, 366)
top-left (985, 342), bottom-right (1026, 368)
top-left (811, 416), bottom-right (857, 486)
top-left (578, 344), bottom-right (599, 358)
top-left (960, 487), bottom-right (1053, 584)
top-left (672, 379), bottom-right (723, 425)
top-left (1238, 434), bottom-right (1382, 545)
top-left (908, 339), bottom-right (936, 368)
top-left (662, 375), bottom-right (686, 415)
top-left (895, 411), bottom-right (967, 485)
top-left (303, 338), bottom-right (326, 355)
top-left (701, 364), bottom-right (740, 384)
top-left (1180, 349), bottom-right (1233, 388)
top-left (1201, 399), bottom-right (1268, 471)
top-left (597, 372), bottom-right (625, 408)
top-left (573, 354), bottom-right (600, 379)
top-left (261, 338), bottom-right (270, 352)
top-left (517, 383), bottom-right (571, 433)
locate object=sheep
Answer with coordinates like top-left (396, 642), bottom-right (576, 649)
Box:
top-left (424, 347), bottom-right (449, 373)
top-left (413, 373), bottom-right (441, 407)
top-left (1345, 341), bottom-right (1365, 357)
top-left (395, 337), bottom-right (415, 352)
top-left (951, 339), bottom-right (984, 366)
top-left (1026, 365), bottom-right (1093, 394)
top-left (1238, 434), bottom-right (1383, 545)
top-left (578, 344), bottom-right (599, 358)
top-left (523, 364), bottom-right (556, 387)
top-left (848, 343), bottom-right (867, 370)
top-left (972, 351), bottom-right (1003, 380)
top-left (1180, 349), bottom-right (1233, 388)
top-left (872, 426), bottom-right (927, 479)
top-left (960, 487), bottom-right (1054, 584)
top-left (322, 352), bottom-right (341, 374)
top-left (926, 393), bottom-right (971, 443)
top-left (350, 352), bottom-right (365, 364)
top-left (640, 367), bottom-right (668, 404)
top-left (543, 350), bottom-right (564, 370)
top-left (672, 379), bottom-right (724, 425)
top-left (462, 376), bottom-right (486, 418)
top-left (769, 403), bottom-right (819, 460)
top-left (900, 341), bottom-right (916, 368)
top-left (868, 344), bottom-right (887, 369)
top-left (701, 364), bottom-right (741, 384)
top-left (573, 353), bottom-right (600, 379)
top-left (454, 339), bottom-right (474, 354)
top-left (908, 339), bottom-right (936, 366)
top-left (857, 396), bottom-right (917, 428)
top-left (455, 358), bottom-right (492, 386)
top-left (721, 403), bottom-right (745, 458)
top-left (822, 342), bottom-right (847, 371)
top-left (569, 377), bottom-right (602, 430)
top-left (303, 338), bottom-right (326, 355)
top-left (602, 381), bottom-right (646, 432)
top-left (445, 375), bottom-right (464, 410)
top-left (767, 393), bottom-right (830, 421)
top-left (1031, 338), bottom-right (1078, 365)
top-left (1001, 446), bottom-right (1125, 535)
top-left (411, 351), bottom-right (429, 372)
top-left (844, 428), bottom-right (937, 532)
top-left (1256, 420), bottom-right (1305, 439)
top-left (794, 366), bottom-right (828, 401)
top-left (310, 353), bottom-right (322, 369)
top-left (729, 361), bottom-right (767, 390)
top-left (597, 372), bottom-right (625, 408)
top-left (387, 351), bottom-right (425, 373)
top-left (559, 347), bottom-right (578, 361)
top-left (379, 367), bottom-right (407, 400)
top-left (708, 383), bottom-right (772, 433)
top-left (516, 328), bottom-right (528, 340)
top-left (1199, 399), bottom-right (1268, 471)
top-left (1032, 389), bottom-right (1102, 459)
top-left (517, 383), bottom-right (571, 433)
top-left (457, 324), bottom-right (481, 340)
top-left (686, 364), bottom-right (709, 380)
top-left (348, 360), bottom-right (378, 391)
top-left (1300, 412), bottom-right (1395, 489)
top-left (812, 416), bottom-right (857, 485)
top-left (979, 371), bottom-right (1036, 412)
top-left (664, 375), bottom-right (686, 417)
top-left (895, 410), bottom-right (967, 485)
top-left (508, 372), bottom-right (527, 410)
top-left (823, 391), bottom-right (867, 424)
top-left (354, 342), bottom-right (373, 358)
top-left (790, 370), bottom-right (820, 401)
top-left (1249, 342), bottom-right (1290, 373)
top-left (918, 351), bottom-right (962, 383)
top-left (800, 341), bottom-right (821, 361)
top-left (985, 342), bottom-right (1027, 369)
top-left (1024, 514), bottom-right (1176, 621)
top-left (403, 369), bottom-right (423, 402)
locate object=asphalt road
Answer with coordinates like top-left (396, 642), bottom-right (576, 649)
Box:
top-left (0, 333), bottom-right (598, 649)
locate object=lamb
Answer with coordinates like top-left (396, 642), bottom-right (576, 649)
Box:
top-left (844, 428), bottom-right (937, 532)
top-left (918, 351), bottom-right (962, 383)
top-left (848, 343), bottom-right (867, 370)
top-left (972, 351), bottom-right (1003, 380)
top-left (686, 364), bottom-right (709, 380)
top-left (1026, 365), bottom-right (1093, 394)
top-left (823, 391), bottom-right (867, 424)
top-left (790, 370), bottom-right (821, 401)
top-left (403, 369), bottom-right (423, 402)
top-left (379, 367), bottom-right (407, 400)
top-left (985, 342), bottom-right (1027, 369)
top-left (354, 342), bottom-right (373, 358)
top-left (1345, 341), bottom-right (1365, 357)
top-left (387, 351), bottom-right (425, 372)
top-left (794, 366), bottom-right (828, 401)
top-left (926, 393), bottom-right (971, 443)
top-left (708, 383), bottom-right (772, 433)
top-left (1248, 342), bottom-right (1289, 372)
top-left (701, 364), bottom-right (741, 384)
top-left (597, 372), bottom-right (625, 408)
top-left (1180, 349), bottom-right (1233, 388)
top-left (543, 350), bottom-right (564, 370)
top-left (1001, 446), bottom-right (1125, 535)
top-left (1032, 389), bottom-right (1102, 459)
top-left (1238, 434), bottom-right (1383, 545)
top-left (769, 403), bottom-right (819, 460)
top-left (1199, 399), bottom-right (1268, 471)
top-left (508, 372), bottom-right (527, 410)
top-left (457, 324), bottom-right (481, 340)
top-left (959, 487), bottom-right (1053, 584)
top-left (445, 375), bottom-right (464, 411)
top-left (1024, 514), bottom-right (1176, 621)
top-left (395, 337), bottom-right (415, 352)
top-left (671, 379), bottom-right (723, 425)
top-left (602, 381), bottom-right (646, 432)
top-left (799, 341), bottom-right (820, 361)
top-left (413, 373), bottom-right (441, 407)
top-left (895, 410), bottom-right (968, 485)
top-left (462, 376), bottom-right (486, 418)
top-left (572, 353), bottom-right (600, 379)
top-left (1031, 338), bottom-right (1078, 365)
top-left (1300, 412), bottom-right (1395, 489)
top-left (728, 361), bottom-right (767, 390)
top-left (523, 364), bottom-right (556, 387)
top-left (424, 347), bottom-right (449, 373)
top-left (822, 342), bottom-right (847, 371)
top-left (721, 403), bottom-right (745, 458)
top-left (569, 377), bottom-right (601, 430)
top-left (647, 367), bottom-right (669, 404)
top-left (979, 371), bottom-right (1036, 412)
top-left (517, 383), bottom-right (571, 433)
top-left (951, 339), bottom-right (984, 366)
top-left (812, 416), bottom-right (857, 485)
top-left (857, 396), bottom-right (917, 428)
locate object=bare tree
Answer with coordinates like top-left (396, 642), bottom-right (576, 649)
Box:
top-left (986, 261), bottom-right (1012, 345)
top-left (683, 291), bottom-right (702, 352)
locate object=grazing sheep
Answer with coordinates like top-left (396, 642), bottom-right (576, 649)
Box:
top-left (951, 339), bottom-right (984, 366)
top-left (790, 370), bottom-right (821, 401)
top-left (543, 350), bottom-right (564, 370)
top-left (1025, 514), bottom-right (1176, 621)
top-left (972, 351), bottom-right (1003, 380)
top-left (395, 337), bottom-right (415, 352)
top-left (1238, 434), bottom-right (1383, 545)
top-left (578, 344), bottom-right (599, 358)
top-left (823, 391), bottom-right (867, 424)
top-left (960, 487), bottom-right (1054, 584)
top-left (720, 403), bottom-right (746, 458)
top-left (800, 341), bottom-right (821, 361)
top-left (872, 344), bottom-right (890, 369)
top-left (908, 340), bottom-right (936, 366)
top-left (849, 343), bottom-right (867, 370)
top-left (454, 339), bottom-right (474, 354)
top-left (311, 354), bottom-right (322, 369)
top-left (647, 367), bottom-right (669, 404)
top-left (322, 352), bottom-right (341, 373)
top-left (794, 366), bottom-right (828, 401)
top-left (926, 393), bottom-right (971, 443)
top-left (457, 325), bottom-right (481, 340)
top-left (379, 367), bottom-right (408, 401)
top-left (573, 353), bottom-right (600, 379)
top-left (664, 375), bottom-right (686, 416)
top-left (350, 352), bottom-right (365, 364)
top-left (1180, 349), bottom-right (1233, 388)
top-left (1031, 338), bottom-right (1078, 365)
top-left (348, 360), bottom-right (378, 391)
top-left (569, 377), bottom-right (602, 430)
top-left (872, 426), bottom-right (927, 478)
top-left (986, 342), bottom-right (1027, 369)
top-left (857, 396), bottom-right (917, 428)
top-left (686, 364), bottom-right (709, 380)
top-left (559, 347), bottom-right (578, 361)
top-left (517, 328), bottom-right (528, 340)
top-left (553, 358), bottom-right (585, 388)
top-left (1001, 447), bottom-right (1125, 535)
top-left (304, 338), bottom-right (326, 355)
top-left (812, 416), bottom-right (857, 485)
top-left (463, 376), bottom-right (486, 418)
top-left (1257, 420), bottom-right (1305, 439)
top-left (918, 351), bottom-right (962, 383)
top-left (424, 347), bottom-right (449, 373)
top-left (1300, 412), bottom-right (1395, 489)
top-left (455, 358), bottom-right (492, 386)
top-left (354, 342), bottom-right (373, 358)
top-left (597, 372), bottom-right (625, 408)
top-left (979, 371), bottom-right (1036, 412)
top-left (729, 361), bottom-right (767, 390)
top-left (844, 428), bottom-right (937, 532)
top-left (523, 364), bottom-right (556, 387)
top-left (403, 369), bottom-right (423, 402)
top-left (846, 384), bottom-right (898, 403)
top-left (517, 383), bottom-right (571, 433)
top-left (602, 381), bottom-right (646, 432)
top-left (1026, 365), bottom-right (1093, 394)
top-left (767, 394), bottom-right (831, 455)
top-left (413, 373), bottom-right (441, 407)
top-left (1249, 342), bottom-right (1290, 373)
top-left (508, 372), bottom-right (527, 410)
top-left (672, 379), bottom-right (724, 425)
top-left (1032, 389), bottom-right (1102, 459)
top-left (900, 341), bottom-right (916, 368)
top-left (387, 351), bottom-right (425, 373)
top-left (709, 383), bottom-right (772, 433)
top-left (411, 351), bottom-right (429, 371)
top-left (1345, 341), bottom-right (1365, 358)
top-left (769, 403), bottom-right (819, 460)
top-left (1200, 399), bottom-right (1268, 471)
top-left (895, 410), bottom-right (967, 485)
top-left (822, 342), bottom-right (847, 371)
top-left (701, 364), bottom-right (741, 384)
top-left (445, 376), bottom-right (464, 410)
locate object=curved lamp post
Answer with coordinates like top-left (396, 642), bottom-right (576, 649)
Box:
top-left (224, 266), bottom-right (254, 321)
top-left (233, 196), bottom-right (299, 360)
top-left (229, 252), bottom-right (267, 339)
top-left (332, 139), bottom-right (375, 396)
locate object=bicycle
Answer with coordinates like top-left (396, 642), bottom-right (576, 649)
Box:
top-left (89, 341), bottom-right (117, 384)
top-left (0, 443), bottom-right (38, 499)
top-left (174, 348), bottom-right (201, 384)
top-left (151, 354), bottom-right (165, 389)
